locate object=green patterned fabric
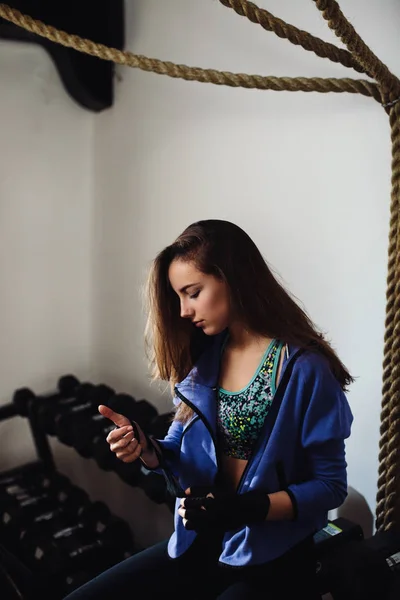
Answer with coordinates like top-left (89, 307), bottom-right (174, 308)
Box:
top-left (217, 339), bottom-right (283, 460)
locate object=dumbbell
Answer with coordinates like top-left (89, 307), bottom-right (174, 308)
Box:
top-left (0, 470), bottom-right (74, 545)
top-left (32, 514), bottom-right (135, 575)
top-left (0, 469), bottom-right (70, 499)
top-left (105, 393), bottom-right (158, 431)
top-left (37, 380), bottom-right (96, 436)
top-left (12, 374), bottom-right (80, 418)
top-left (19, 500), bottom-right (111, 548)
top-left (16, 505), bottom-right (78, 555)
top-left (70, 392), bottom-right (136, 458)
top-left (114, 459), bottom-right (142, 487)
top-left (88, 422), bottom-right (142, 485)
top-left (71, 413), bottom-right (111, 458)
top-left (20, 501), bottom-right (113, 566)
top-left (148, 412), bottom-right (174, 439)
top-left (85, 394), bottom-right (138, 469)
top-left (0, 479), bottom-right (90, 544)
top-left (0, 461), bottom-right (49, 491)
top-left (89, 422), bottom-right (119, 471)
top-left (54, 384), bottom-right (114, 447)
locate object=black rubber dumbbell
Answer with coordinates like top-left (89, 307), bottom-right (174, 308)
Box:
top-left (20, 501), bottom-right (112, 566)
top-left (71, 413), bottom-right (112, 458)
top-left (86, 394), bottom-right (137, 470)
top-left (16, 505), bottom-right (76, 553)
top-left (0, 470), bottom-right (70, 500)
top-left (54, 384), bottom-right (114, 447)
top-left (0, 461), bottom-right (49, 491)
top-left (91, 393), bottom-right (158, 470)
top-left (19, 500), bottom-right (111, 547)
top-left (32, 514), bottom-right (135, 575)
top-left (106, 394), bottom-right (158, 431)
top-left (37, 380), bottom-right (96, 436)
top-left (148, 412), bottom-right (174, 439)
top-left (0, 480), bottom-right (90, 545)
top-left (0, 477), bottom-right (89, 524)
top-left (70, 392), bottom-right (137, 458)
top-left (114, 459), bottom-right (142, 487)
top-left (90, 422), bottom-right (119, 471)
top-left (83, 419), bottom-right (142, 487)
top-left (89, 424), bottom-right (142, 485)
top-left (88, 419), bottom-right (142, 486)
top-left (12, 374), bottom-right (80, 419)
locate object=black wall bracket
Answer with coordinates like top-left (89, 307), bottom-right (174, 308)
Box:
top-left (0, 0), bottom-right (125, 112)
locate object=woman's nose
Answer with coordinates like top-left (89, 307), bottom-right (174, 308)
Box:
top-left (180, 301), bottom-right (194, 319)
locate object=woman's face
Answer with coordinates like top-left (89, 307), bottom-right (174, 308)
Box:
top-left (168, 259), bottom-right (231, 336)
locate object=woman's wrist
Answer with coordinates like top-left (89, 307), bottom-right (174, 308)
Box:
top-left (140, 438), bottom-right (160, 469)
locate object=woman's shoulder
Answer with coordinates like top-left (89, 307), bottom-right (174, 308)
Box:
top-left (291, 347), bottom-right (344, 390)
top-left (295, 347), bottom-right (331, 369)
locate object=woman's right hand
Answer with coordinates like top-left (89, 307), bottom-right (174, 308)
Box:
top-left (98, 404), bottom-right (147, 463)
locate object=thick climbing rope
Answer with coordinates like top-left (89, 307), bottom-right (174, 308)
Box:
top-left (313, 0), bottom-right (400, 102)
top-left (375, 101), bottom-right (400, 531)
top-left (310, 0), bottom-right (400, 532)
top-left (0, 3), bottom-right (380, 100)
top-left (0, 0), bottom-right (399, 530)
top-left (218, 0), bottom-right (368, 76)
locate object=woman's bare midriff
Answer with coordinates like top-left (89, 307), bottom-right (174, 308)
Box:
top-left (219, 454), bottom-right (248, 491)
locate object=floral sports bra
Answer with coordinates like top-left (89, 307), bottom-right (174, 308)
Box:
top-left (217, 339), bottom-right (283, 460)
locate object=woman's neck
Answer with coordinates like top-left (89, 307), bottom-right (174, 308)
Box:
top-left (227, 322), bottom-right (272, 351)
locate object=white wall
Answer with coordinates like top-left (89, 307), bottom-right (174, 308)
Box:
top-left (0, 42), bottom-right (94, 470)
top-left (93, 0), bottom-right (400, 538)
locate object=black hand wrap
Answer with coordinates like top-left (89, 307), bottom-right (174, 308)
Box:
top-left (128, 420), bottom-right (151, 457)
top-left (183, 487), bottom-right (270, 532)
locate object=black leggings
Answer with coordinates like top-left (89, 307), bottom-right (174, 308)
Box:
top-left (63, 532), bottom-right (320, 600)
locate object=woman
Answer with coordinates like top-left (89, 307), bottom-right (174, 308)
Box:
top-left (66, 219), bottom-right (353, 599)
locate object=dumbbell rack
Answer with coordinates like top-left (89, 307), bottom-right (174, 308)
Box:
top-left (0, 397), bottom-right (56, 599)
top-left (0, 387), bottom-right (138, 599)
top-left (0, 396), bottom-right (56, 474)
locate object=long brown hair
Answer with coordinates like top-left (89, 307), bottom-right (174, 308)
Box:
top-left (145, 219), bottom-right (353, 423)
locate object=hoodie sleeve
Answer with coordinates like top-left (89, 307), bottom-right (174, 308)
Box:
top-left (152, 418), bottom-right (183, 477)
top-left (286, 353), bottom-right (354, 521)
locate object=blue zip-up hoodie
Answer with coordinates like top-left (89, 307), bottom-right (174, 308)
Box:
top-left (156, 332), bottom-right (353, 567)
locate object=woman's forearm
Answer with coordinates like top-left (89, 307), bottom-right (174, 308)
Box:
top-left (266, 491), bottom-right (295, 521)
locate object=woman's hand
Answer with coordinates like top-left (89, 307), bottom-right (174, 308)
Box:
top-left (98, 404), bottom-right (147, 463)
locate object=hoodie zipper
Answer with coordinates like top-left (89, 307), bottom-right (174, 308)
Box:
top-left (236, 346), bottom-right (304, 494)
top-left (174, 387), bottom-right (221, 477)
top-left (176, 383), bottom-right (270, 496)
top-left (175, 346), bottom-right (303, 496)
